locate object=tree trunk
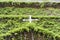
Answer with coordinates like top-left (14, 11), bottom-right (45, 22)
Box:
top-left (20, 33), bottom-right (23, 40)
top-left (24, 32), bottom-right (27, 40)
top-left (31, 31), bottom-right (34, 40)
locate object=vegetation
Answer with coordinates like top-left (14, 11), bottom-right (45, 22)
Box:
top-left (0, 7), bottom-right (60, 16)
top-left (0, 2), bottom-right (60, 40)
top-left (0, 15), bottom-right (60, 40)
top-left (0, 2), bottom-right (59, 8)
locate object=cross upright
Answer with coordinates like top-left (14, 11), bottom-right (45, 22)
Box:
top-left (23, 15), bottom-right (38, 23)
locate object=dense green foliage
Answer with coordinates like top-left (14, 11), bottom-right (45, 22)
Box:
top-left (0, 15), bottom-right (60, 40)
top-left (0, 7), bottom-right (60, 16)
top-left (0, 7), bottom-right (60, 40)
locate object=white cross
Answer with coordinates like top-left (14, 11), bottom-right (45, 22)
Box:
top-left (23, 15), bottom-right (38, 23)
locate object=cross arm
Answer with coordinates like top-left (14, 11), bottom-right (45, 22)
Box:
top-left (32, 19), bottom-right (38, 21)
top-left (23, 19), bottom-right (29, 21)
